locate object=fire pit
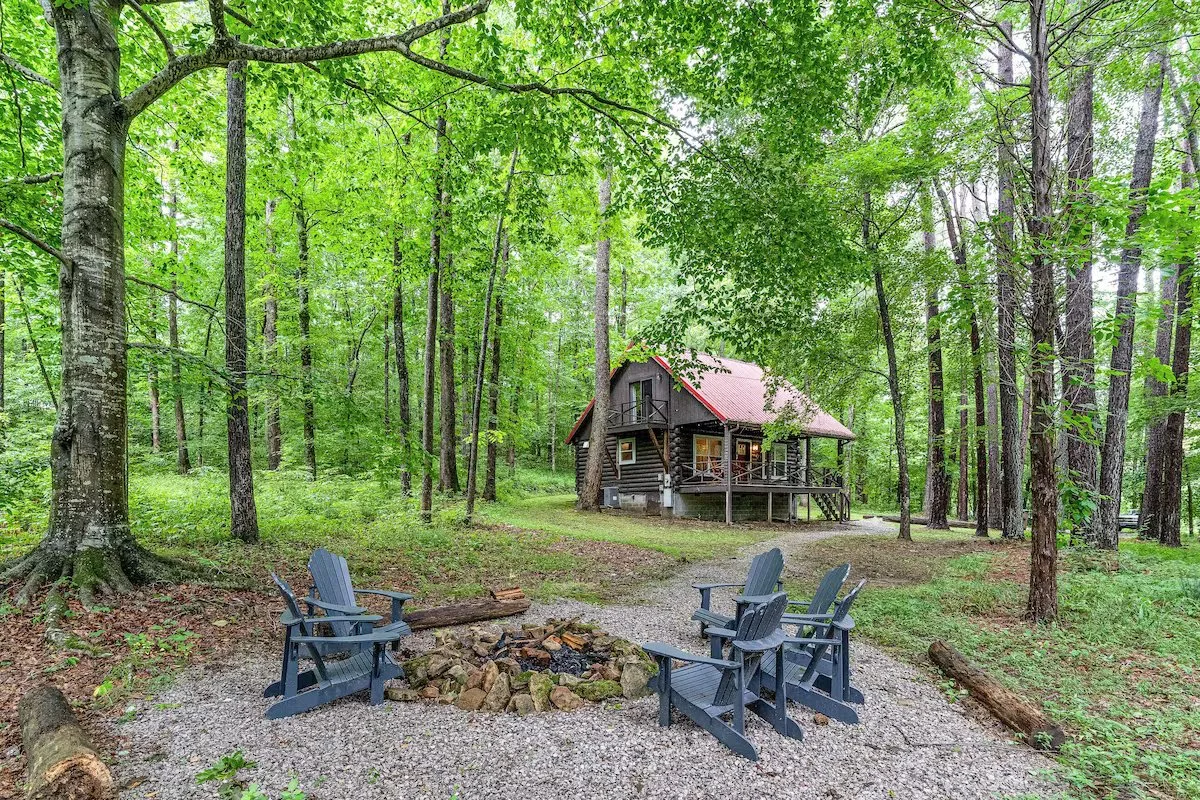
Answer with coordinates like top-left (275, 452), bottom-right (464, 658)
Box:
top-left (387, 618), bottom-right (656, 714)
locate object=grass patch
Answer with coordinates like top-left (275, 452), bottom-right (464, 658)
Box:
top-left (789, 531), bottom-right (1200, 800)
top-left (481, 493), bottom-right (777, 562)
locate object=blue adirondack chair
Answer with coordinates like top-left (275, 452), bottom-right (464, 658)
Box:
top-left (709, 562), bottom-right (850, 659)
top-left (691, 547), bottom-right (784, 637)
top-left (756, 579), bottom-right (867, 724)
top-left (782, 562), bottom-right (850, 625)
top-left (307, 547), bottom-right (413, 653)
top-left (263, 574), bottom-right (403, 719)
top-left (645, 593), bottom-right (802, 761)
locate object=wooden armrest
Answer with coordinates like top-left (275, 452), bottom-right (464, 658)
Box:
top-left (282, 612), bottom-right (382, 628)
top-left (293, 629), bottom-right (401, 645)
top-left (306, 597), bottom-right (368, 615)
top-left (642, 642), bottom-right (737, 669)
top-left (354, 588), bottom-right (414, 602)
top-left (734, 593), bottom-right (779, 606)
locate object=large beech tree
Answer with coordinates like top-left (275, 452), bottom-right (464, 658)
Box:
top-left (0, 0), bottom-right (662, 602)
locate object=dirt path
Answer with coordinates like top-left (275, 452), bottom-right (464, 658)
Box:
top-left (113, 520), bottom-right (1062, 800)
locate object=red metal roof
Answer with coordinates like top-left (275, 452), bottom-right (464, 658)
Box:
top-left (566, 353), bottom-right (855, 442)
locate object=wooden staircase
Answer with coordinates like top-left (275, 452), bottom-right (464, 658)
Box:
top-left (813, 491), bottom-right (849, 522)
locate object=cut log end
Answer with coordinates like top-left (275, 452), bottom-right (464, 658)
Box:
top-left (928, 640), bottom-right (1066, 751)
top-left (18, 685), bottom-right (113, 800)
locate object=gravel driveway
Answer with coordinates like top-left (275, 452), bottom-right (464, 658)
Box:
top-left (114, 519), bottom-right (1062, 800)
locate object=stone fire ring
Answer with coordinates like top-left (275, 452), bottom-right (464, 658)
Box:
top-left (386, 619), bottom-right (658, 714)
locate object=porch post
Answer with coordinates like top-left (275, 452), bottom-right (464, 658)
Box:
top-left (724, 424), bottom-right (733, 525)
top-left (804, 436), bottom-right (812, 523)
top-left (767, 492), bottom-right (773, 522)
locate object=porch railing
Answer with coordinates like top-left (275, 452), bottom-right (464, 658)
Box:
top-left (679, 462), bottom-right (844, 488)
top-left (609, 398), bottom-right (668, 426)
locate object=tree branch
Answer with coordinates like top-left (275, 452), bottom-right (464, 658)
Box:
top-left (0, 51), bottom-right (55, 89)
top-left (127, 0), bottom-right (177, 60)
top-left (208, 0), bottom-right (228, 40)
top-left (2, 172), bottom-right (61, 185)
top-left (125, 275), bottom-right (219, 313)
top-left (0, 218), bottom-right (68, 266)
top-left (121, 0), bottom-right (492, 118)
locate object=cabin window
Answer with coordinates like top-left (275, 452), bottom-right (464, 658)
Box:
top-left (618, 438), bottom-right (637, 465)
top-left (629, 379), bottom-right (653, 421)
top-left (771, 442), bottom-right (788, 480)
top-left (694, 435), bottom-right (724, 474)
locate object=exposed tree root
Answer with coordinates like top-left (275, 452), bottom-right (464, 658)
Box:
top-left (42, 587), bottom-right (107, 656)
top-left (3, 539), bottom-right (240, 609)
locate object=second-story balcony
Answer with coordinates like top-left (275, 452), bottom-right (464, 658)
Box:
top-left (608, 398), bottom-right (668, 429)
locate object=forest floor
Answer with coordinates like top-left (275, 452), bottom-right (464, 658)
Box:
top-left (0, 467), bottom-right (779, 798)
top-left (791, 528), bottom-right (1200, 799)
top-left (112, 516), bottom-right (1060, 800)
top-left (2, 471), bottom-right (1197, 799)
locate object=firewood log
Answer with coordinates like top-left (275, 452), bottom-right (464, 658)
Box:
top-left (403, 596), bottom-right (531, 631)
top-left (928, 640), bottom-right (1065, 751)
top-left (18, 685), bottom-right (113, 800)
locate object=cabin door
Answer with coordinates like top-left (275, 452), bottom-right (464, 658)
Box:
top-left (734, 439), bottom-right (762, 482)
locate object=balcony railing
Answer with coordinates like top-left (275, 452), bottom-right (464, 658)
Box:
top-left (609, 398), bottom-right (668, 427)
top-left (679, 462), bottom-right (844, 489)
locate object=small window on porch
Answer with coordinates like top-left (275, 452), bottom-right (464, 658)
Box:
top-left (771, 442), bottom-right (788, 480)
top-left (618, 438), bottom-right (637, 465)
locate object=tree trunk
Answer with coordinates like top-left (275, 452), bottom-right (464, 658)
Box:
top-left (263, 198), bottom-right (282, 471)
top-left (1026, 0), bottom-right (1060, 621)
top-left (876, 260), bottom-right (910, 541)
top-left (581, 169), bottom-right (613, 511)
top-left (1159, 144), bottom-right (1195, 547)
top-left (223, 61), bottom-right (259, 543)
top-left (996, 21), bottom-right (1023, 541)
top-left (1140, 268), bottom-right (1176, 540)
top-left (421, 106), bottom-right (447, 521)
top-left (466, 148), bottom-right (518, 521)
top-left (295, 199), bottom-right (317, 481)
top-left (868, 190), bottom-right (910, 540)
top-left (165, 140), bottom-right (192, 475)
top-left (484, 242), bottom-right (506, 503)
top-left (1097, 52), bottom-right (1166, 549)
top-left (146, 295), bottom-right (162, 454)
top-left (938, 184), bottom-right (987, 535)
top-left (2, 3), bottom-right (165, 605)
top-left (923, 188), bottom-right (948, 529)
top-left (958, 378), bottom-right (969, 521)
top-left (392, 238), bottom-right (412, 496)
top-left (4, 2), bottom-right (203, 603)
top-left (986, 363), bottom-right (1002, 528)
top-left (1062, 65), bottom-right (1099, 543)
top-left (384, 307), bottom-right (392, 434)
top-left (618, 262), bottom-right (628, 338)
top-left (438, 254), bottom-right (459, 493)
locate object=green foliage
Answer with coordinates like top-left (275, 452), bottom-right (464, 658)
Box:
top-left (829, 534), bottom-right (1200, 799)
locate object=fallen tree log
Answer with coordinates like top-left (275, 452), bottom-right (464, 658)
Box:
top-left (884, 515), bottom-right (1001, 534)
top-left (403, 589), bottom-right (531, 631)
top-left (18, 685), bottom-right (113, 800)
top-left (928, 640), bottom-right (1065, 751)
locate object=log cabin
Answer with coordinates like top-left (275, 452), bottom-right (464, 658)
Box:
top-left (566, 353), bottom-right (855, 523)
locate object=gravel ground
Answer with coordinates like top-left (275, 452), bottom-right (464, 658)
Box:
top-left (114, 520), bottom-right (1062, 800)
